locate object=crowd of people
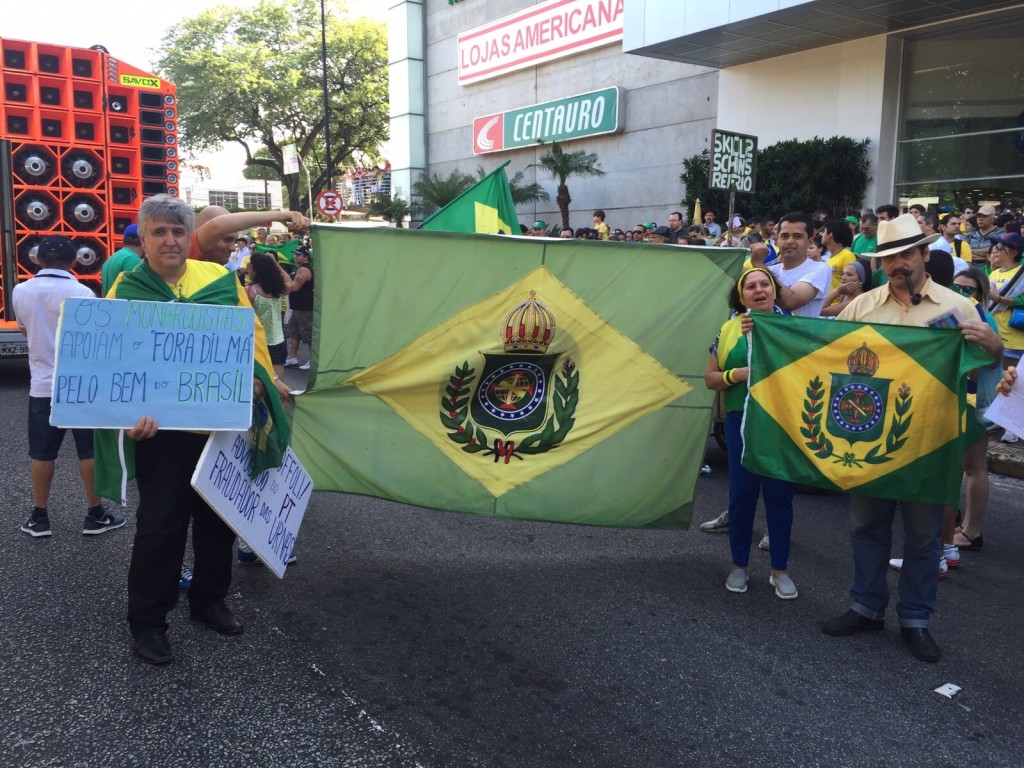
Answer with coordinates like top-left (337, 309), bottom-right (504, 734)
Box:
top-left (694, 200), bottom-right (1021, 664)
top-left (14, 191), bottom-right (1023, 668)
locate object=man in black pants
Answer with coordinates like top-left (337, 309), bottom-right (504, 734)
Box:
top-left (103, 195), bottom-right (292, 665)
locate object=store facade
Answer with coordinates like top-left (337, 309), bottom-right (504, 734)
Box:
top-left (388, 0), bottom-right (1024, 224)
top-left (388, 0), bottom-right (719, 230)
top-left (625, 0), bottom-right (1024, 212)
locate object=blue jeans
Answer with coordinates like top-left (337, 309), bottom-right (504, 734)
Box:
top-left (725, 411), bottom-right (794, 570)
top-left (848, 495), bottom-right (943, 628)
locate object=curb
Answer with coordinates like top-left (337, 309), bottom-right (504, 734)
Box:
top-left (988, 448), bottom-right (1024, 480)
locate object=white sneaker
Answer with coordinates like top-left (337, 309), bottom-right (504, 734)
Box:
top-left (299, 361), bottom-right (310, 370)
top-left (1001, 430), bottom-right (1019, 443)
top-left (699, 509), bottom-right (729, 533)
top-left (758, 533), bottom-right (770, 551)
top-left (943, 544), bottom-right (960, 569)
top-left (285, 357), bottom-right (300, 367)
top-left (890, 557), bottom-right (948, 579)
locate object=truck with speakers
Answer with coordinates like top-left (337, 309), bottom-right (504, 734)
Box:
top-left (1, 37), bottom-right (178, 357)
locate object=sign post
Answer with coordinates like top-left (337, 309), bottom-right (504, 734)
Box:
top-left (316, 189), bottom-right (343, 220)
top-left (708, 129), bottom-right (758, 243)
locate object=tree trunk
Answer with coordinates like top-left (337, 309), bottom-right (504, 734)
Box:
top-left (556, 184), bottom-right (571, 229)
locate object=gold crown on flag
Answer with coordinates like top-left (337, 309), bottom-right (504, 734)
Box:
top-left (847, 342), bottom-right (880, 376)
top-left (502, 291), bottom-right (556, 354)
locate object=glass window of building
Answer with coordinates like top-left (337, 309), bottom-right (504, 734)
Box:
top-left (243, 192), bottom-right (270, 208)
top-left (209, 190), bottom-right (239, 207)
top-left (895, 12), bottom-right (1024, 213)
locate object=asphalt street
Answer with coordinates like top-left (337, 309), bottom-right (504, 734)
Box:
top-left (1, 357), bottom-right (1023, 767)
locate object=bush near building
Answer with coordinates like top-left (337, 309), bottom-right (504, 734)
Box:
top-left (681, 136), bottom-right (871, 218)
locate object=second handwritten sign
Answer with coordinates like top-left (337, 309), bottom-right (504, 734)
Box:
top-left (51, 297), bottom-right (256, 430)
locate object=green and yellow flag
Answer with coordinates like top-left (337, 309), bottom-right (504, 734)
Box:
top-left (743, 312), bottom-right (993, 506)
top-left (289, 226), bottom-right (745, 527)
top-left (255, 239), bottom-right (303, 265)
top-left (420, 162), bottom-right (519, 235)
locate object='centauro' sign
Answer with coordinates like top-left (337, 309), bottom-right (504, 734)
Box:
top-left (709, 129), bottom-right (758, 193)
top-left (458, 0), bottom-right (624, 86)
top-left (473, 88), bottom-right (621, 155)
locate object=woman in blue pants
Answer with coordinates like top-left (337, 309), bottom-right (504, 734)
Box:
top-left (704, 267), bottom-right (797, 599)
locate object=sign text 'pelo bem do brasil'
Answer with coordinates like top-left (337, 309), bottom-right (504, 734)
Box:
top-left (474, 87), bottom-right (622, 155)
top-left (458, 0), bottom-right (624, 86)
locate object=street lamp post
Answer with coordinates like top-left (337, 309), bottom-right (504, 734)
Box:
top-left (320, 0), bottom-right (333, 193)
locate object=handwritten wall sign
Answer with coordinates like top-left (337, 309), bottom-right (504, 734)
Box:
top-left (191, 431), bottom-right (311, 579)
top-left (50, 297), bottom-right (255, 430)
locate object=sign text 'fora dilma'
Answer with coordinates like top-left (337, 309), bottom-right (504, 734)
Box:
top-left (709, 130), bottom-right (758, 193)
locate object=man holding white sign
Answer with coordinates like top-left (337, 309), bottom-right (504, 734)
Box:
top-left (100, 195), bottom-right (294, 666)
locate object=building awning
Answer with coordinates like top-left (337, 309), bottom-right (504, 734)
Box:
top-left (624, 0), bottom-right (1021, 68)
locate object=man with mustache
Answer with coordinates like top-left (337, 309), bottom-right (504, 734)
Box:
top-left (821, 213), bottom-right (1002, 663)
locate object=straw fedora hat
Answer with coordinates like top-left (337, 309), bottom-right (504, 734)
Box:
top-left (872, 213), bottom-right (940, 259)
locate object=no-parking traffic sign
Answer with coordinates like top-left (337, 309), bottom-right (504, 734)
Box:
top-left (316, 190), bottom-right (343, 217)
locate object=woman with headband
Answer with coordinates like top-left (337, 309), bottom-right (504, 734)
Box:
top-left (704, 268), bottom-right (798, 600)
top-left (820, 259), bottom-right (872, 317)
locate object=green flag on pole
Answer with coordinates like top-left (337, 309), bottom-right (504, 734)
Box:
top-left (743, 311), bottom-right (993, 506)
top-left (288, 227), bottom-right (745, 528)
top-left (420, 161), bottom-right (520, 235)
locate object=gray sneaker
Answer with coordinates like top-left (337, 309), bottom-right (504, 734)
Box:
top-left (758, 532), bottom-right (770, 551)
top-left (700, 509), bottom-right (729, 533)
top-left (770, 573), bottom-right (798, 600)
top-left (725, 568), bottom-right (748, 593)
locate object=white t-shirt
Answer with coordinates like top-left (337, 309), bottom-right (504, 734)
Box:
top-left (12, 268), bottom-right (95, 398)
top-left (769, 258), bottom-right (833, 317)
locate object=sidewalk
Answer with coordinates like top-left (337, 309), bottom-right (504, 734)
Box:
top-left (988, 428), bottom-right (1024, 480)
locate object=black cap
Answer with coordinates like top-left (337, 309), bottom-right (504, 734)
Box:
top-left (650, 226), bottom-right (672, 238)
top-left (37, 235), bottom-right (77, 262)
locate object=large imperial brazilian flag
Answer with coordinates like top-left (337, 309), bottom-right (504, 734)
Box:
top-left (289, 226), bottom-right (745, 527)
top-left (419, 162), bottom-right (519, 235)
top-left (743, 311), bottom-right (993, 506)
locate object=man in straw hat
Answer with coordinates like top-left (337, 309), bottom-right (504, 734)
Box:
top-left (820, 213), bottom-right (1002, 663)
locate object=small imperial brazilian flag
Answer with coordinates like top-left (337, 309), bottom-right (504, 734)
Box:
top-left (419, 161), bottom-right (519, 235)
top-left (743, 311), bottom-right (993, 506)
top-left (289, 226), bottom-right (746, 527)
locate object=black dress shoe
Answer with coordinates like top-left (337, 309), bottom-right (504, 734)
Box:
top-left (190, 601), bottom-right (244, 635)
top-left (134, 628), bottom-right (174, 665)
top-left (901, 627), bottom-right (942, 663)
top-left (821, 609), bottom-right (885, 637)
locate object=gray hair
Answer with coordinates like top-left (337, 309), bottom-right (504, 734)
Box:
top-left (137, 194), bottom-right (195, 238)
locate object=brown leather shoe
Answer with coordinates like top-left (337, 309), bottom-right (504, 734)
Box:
top-left (190, 601), bottom-right (244, 635)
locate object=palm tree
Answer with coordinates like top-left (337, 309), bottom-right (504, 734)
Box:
top-left (367, 194), bottom-right (413, 228)
top-left (476, 166), bottom-right (550, 206)
top-left (411, 170), bottom-right (476, 215)
top-left (537, 142), bottom-right (605, 229)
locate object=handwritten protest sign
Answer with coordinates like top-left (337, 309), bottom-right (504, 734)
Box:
top-left (50, 297), bottom-right (255, 430)
top-left (191, 431), bottom-right (311, 579)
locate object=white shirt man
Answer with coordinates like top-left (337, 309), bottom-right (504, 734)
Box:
top-left (755, 213), bottom-right (832, 317)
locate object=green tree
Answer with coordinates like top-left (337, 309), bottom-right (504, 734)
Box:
top-left (538, 142), bottom-right (604, 229)
top-left (680, 137), bottom-right (871, 219)
top-left (367, 194), bottom-right (413, 228)
top-left (411, 170), bottom-right (476, 215)
top-left (156, 0), bottom-right (388, 216)
top-left (476, 166), bottom-right (550, 206)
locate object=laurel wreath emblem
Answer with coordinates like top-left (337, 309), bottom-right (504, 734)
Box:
top-left (801, 377), bottom-right (911, 467)
top-left (440, 358), bottom-right (579, 462)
